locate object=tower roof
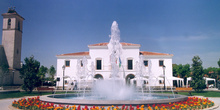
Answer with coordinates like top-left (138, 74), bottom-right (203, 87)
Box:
top-left (2, 7), bottom-right (25, 20)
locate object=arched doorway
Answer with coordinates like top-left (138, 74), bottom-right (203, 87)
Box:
top-left (126, 74), bottom-right (135, 85)
top-left (94, 74), bottom-right (104, 80)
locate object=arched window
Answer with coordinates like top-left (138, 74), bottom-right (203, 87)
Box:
top-left (94, 74), bottom-right (103, 79)
top-left (8, 18), bottom-right (11, 29)
top-left (125, 74), bottom-right (135, 85)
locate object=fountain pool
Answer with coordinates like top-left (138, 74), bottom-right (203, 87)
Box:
top-left (42, 21), bottom-right (188, 106)
top-left (41, 93), bottom-right (188, 106)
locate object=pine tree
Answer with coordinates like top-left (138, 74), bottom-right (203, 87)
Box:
top-left (20, 56), bottom-right (41, 93)
top-left (191, 56), bottom-right (206, 92)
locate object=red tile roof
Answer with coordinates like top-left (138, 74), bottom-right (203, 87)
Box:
top-left (88, 42), bottom-right (140, 46)
top-left (57, 51), bottom-right (172, 56)
top-left (57, 52), bottom-right (89, 56)
top-left (140, 51), bottom-right (173, 56)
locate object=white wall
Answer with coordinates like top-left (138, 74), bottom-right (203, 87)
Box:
top-left (56, 45), bottom-right (173, 88)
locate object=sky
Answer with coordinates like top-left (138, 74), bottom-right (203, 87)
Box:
top-left (0, 0), bottom-right (220, 69)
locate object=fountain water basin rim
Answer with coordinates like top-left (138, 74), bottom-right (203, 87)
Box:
top-left (40, 93), bottom-right (188, 106)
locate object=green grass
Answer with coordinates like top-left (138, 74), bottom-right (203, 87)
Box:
top-left (149, 91), bottom-right (220, 97)
top-left (166, 91), bottom-right (220, 97)
top-left (0, 91), bottom-right (70, 99)
top-left (187, 91), bottom-right (220, 97)
top-left (0, 92), bottom-right (52, 99)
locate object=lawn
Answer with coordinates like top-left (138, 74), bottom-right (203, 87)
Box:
top-left (0, 91), bottom-right (73, 99)
top-left (0, 92), bottom-right (52, 99)
top-left (190, 91), bottom-right (220, 97)
top-left (163, 91), bottom-right (220, 97)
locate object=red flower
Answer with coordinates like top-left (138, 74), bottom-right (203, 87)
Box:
top-left (78, 105), bottom-right (81, 110)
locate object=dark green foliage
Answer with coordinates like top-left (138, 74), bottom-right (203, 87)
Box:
top-left (204, 67), bottom-right (220, 81)
top-left (191, 56), bottom-right (206, 92)
top-left (20, 56), bottom-right (41, 93)
top-left (47, 65), bottom-right (56, 86)
top-left (172, 64), bottom-right (178, 77)
top-left (173, 64), bottom-right (190, 85)
top-left (38, 65), bottom-right (48, 86)
top-left (0, 64), bottom-right (9, 86)
top-left (49, 65), bottom-right (56, 80)
top-left (218, 58), bottom-right (220, 68)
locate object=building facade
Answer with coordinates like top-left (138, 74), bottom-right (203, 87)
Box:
top-left (56, 42), bottom-right (174, 88)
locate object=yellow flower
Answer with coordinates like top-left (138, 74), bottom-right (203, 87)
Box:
top-left (148, 106), bottom-right (152, 110)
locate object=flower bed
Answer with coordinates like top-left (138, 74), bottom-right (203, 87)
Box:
top-left (12, 96), bottom-right (215, 110)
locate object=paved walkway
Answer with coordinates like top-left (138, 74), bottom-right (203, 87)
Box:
top-left (0, 97), bottom-right (21, 110)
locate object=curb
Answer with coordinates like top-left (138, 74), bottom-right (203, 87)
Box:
top-left (8, 104), bottom-right (219, 110)
top-left (8, 105), bottom-right (20, 110)
top-left (203, 104), bottom-right (219, 110)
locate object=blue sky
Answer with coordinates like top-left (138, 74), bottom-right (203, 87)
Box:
top-left (0, 0), bottom-right (220, 69)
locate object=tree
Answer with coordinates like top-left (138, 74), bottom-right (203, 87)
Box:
top-left (172, 64), bottom-right (179, 77)
top-left (20, 56), bottom-right (41, 93)
top-left (217, 68), bottom-right (220, 81)
top-left (204, 67), bottom-right (219, 86)
top-left (218, 58), bottom-right (220, 68)
top-left (49, 65), bottom-right (56, 80)
top-left (0, 64), bottom-right (9, 87)
top-left (218, 58), bottom-right (220, 81)
top-left (38, 65), bottom-right (48, 86)
top-left (181, 64), bottom-right (191, 85)
top-left (191, 56), bottom-right (206, 92)
top-left (173, 64), bottom-right (190, 86)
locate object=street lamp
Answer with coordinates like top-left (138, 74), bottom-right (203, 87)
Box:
top-left (62, 65), bottom-right (65, 90)
top-left (163, 65), bottom-right (166, 90)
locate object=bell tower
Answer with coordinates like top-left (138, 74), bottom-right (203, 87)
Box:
top-left (1, 7), bottom-right (24, 84)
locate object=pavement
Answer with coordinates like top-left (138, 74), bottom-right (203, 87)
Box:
top-left (0, 97), bottom-right (20, 110)
top-left (0, 88), bottom-right (220, 110)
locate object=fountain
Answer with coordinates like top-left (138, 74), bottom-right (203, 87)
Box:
top-left (41, 21), bottom-right (188, 106)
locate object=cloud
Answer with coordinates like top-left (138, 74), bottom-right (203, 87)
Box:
top-left (158, 35), bottom-right (209, 42)
top-left (173, 51), bottom-right (220, 68)
top-left (184, 35), bottom-right (208, 40)
top-left (157, 31), bottom-right (220, 42)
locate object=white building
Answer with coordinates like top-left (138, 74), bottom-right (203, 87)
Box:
top-left (56, 21), bottom-right (183, 89)
top-left (56, 42), bottom-right (175, 89)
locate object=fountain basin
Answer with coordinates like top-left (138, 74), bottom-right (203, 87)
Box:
top-left (40, 93), bottom-right (188, 106)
